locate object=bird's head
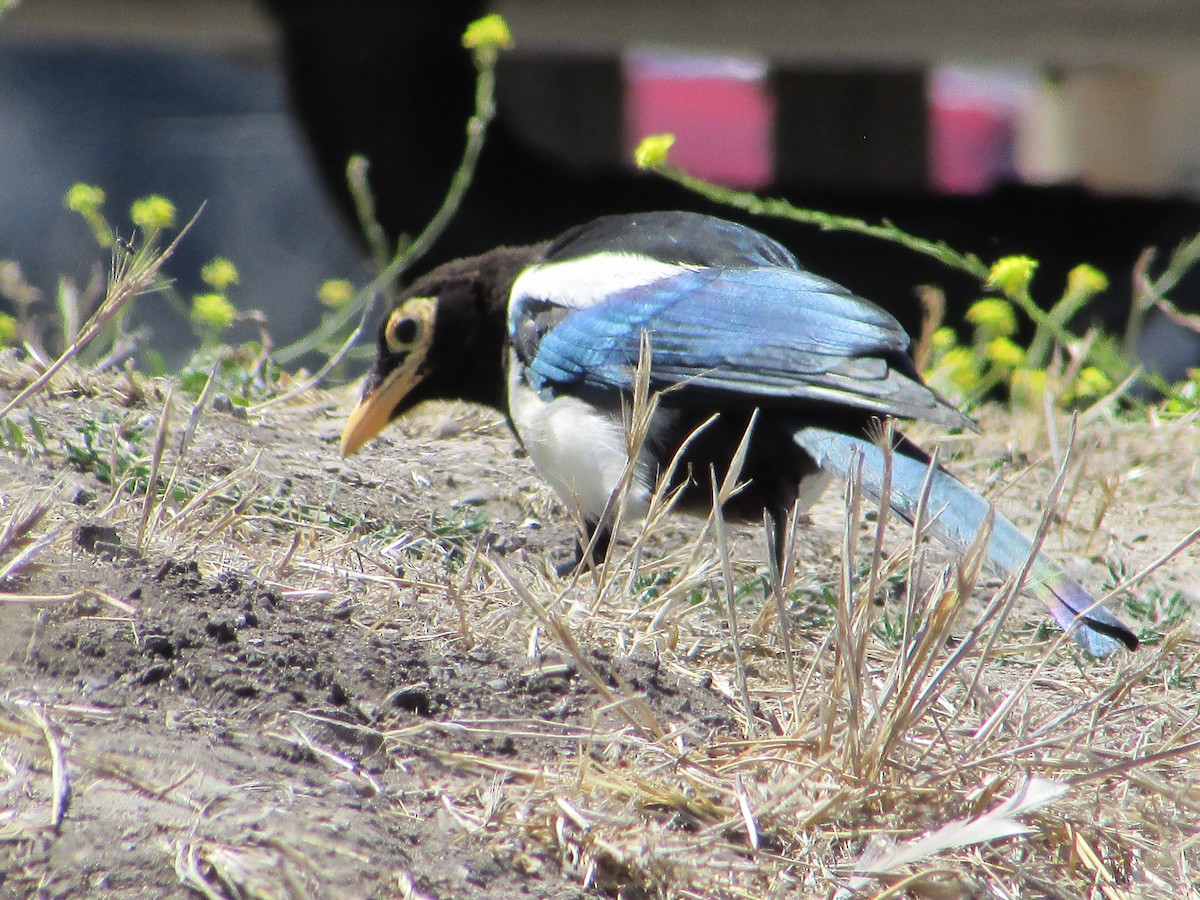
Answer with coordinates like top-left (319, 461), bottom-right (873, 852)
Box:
top-left (340, 245), bottom-right (544, 457)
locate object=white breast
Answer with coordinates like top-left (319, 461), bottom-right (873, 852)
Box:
top-left (507, 351), bottom-right (671, 526)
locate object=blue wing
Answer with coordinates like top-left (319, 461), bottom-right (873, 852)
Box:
top-left (513, 265), bottom-right (969, 428)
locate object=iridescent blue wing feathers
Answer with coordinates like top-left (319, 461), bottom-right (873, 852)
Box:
top-left (514, 265), bottom-right (971, 428)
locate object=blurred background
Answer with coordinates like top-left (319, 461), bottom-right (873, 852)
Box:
top-left (3, 0), bottom-right (1199, 371)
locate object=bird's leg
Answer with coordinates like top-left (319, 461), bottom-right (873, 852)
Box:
top-left (553, 520), bottom-right (613, 577)
top-left (765, 507), bottom-right (787, 589)
top-left (765, 504), bottom-right (799, 680)
top-left (764, 494), bottom-right (803, 591)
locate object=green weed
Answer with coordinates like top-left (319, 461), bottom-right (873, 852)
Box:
top-left (61, 416), bottom-right (150, 492)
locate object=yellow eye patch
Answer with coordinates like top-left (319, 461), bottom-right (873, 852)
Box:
top-left (342, 295), bottom-right (440, 457)
top-left (384, 296), bottom-right (436, 355)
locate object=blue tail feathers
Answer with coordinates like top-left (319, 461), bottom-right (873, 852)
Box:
top-left (793, 426), bottom-right (1138, 657)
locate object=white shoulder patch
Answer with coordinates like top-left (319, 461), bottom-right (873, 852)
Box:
top-left (509, 252), bottom-right (692, 319)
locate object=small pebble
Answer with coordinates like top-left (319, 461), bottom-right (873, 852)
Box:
top-left (453, 489), bottom-right (494, 507)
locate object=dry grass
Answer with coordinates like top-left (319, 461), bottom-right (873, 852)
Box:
top-left (456, 450), bottom-right (1198, 898)
top-left (0, 342), bottom-right (1197, 897)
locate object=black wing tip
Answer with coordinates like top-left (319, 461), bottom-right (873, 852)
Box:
top-left (938, 403), bottom-right (980, 433)
top-left (1084, 617), bottom-right (1140, 652)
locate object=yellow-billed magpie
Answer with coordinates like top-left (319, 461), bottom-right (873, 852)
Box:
top-left (341, 211), bottom-right (1138, 657)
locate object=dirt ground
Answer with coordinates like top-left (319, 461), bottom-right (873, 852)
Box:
top-left (0, 363), bottom-right (746, 899)
top-left (0, 357), bottom-right (1197, 899)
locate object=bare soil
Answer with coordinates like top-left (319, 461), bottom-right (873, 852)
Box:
top-left (0, 359), bottom-right (1197, 898)
top-left (0, 366), bottom-right (740, 899)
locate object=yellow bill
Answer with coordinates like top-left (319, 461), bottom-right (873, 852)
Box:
top-left (340, 296), bottom-right (438, 457)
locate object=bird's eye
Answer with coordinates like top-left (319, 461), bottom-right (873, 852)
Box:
top-left (382, 296), bottom-right (437, 356)
top-left (384, 308), bottom-right (423, 354)
top-left (391, 316), bottom-right (418, 346)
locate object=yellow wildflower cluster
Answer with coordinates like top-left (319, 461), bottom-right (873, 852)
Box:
top-left (986, 255), bottom-right (1038, 298)
top-left (201, 257), bottom-right (240, 291)
top-left (192, 256), bottom-right (241, 339)
top-left (130, 195), bottom-right (176, 232)
top-left (191, 292), bottom-right (237, 333)
top-left (64, 182), bottom-right (114, 248)
top-left (634, 134), bottom-right (676, 170)
top-left (462, 14), bottom-right (513, 63)
top-left (0, 312), bottom-right (17, 346)
top-left (925, 289), bottom-right (1115, 409)
top-left (318, 279), bottom-right (355, 308)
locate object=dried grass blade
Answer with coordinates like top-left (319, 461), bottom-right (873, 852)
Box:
top-left (160, 450), bottom-right (263, 536)
top-left (151, 361), bottom-right (220, 538)
top-left (1093, 524), bottom-right (1200, 609)
top-left (833, 449), bottom-right (866, 768)
top-left (25, 704), bottom-right (70, 834)
top-left (734, 774), bottom-right (760, 850)
top-left (866, 419), bottom-right (895, 601)
top-left (855, 777), bottom-right (1068, 877)
top-left (0, 525), bottom-right (69, 583)
top-left (173, 841), bottom-right (226, 900)
top-left (717, 408), bottom-right (758, 504)
top-left (712, 472), bottom-right (757, 735)
top-left (137, 384), bottom-right (173, 550)
top-left (0, 492), bottom-right (52, 561)
top-left (489, 553), bottom-right (668, 741)
top-left (0, 209), bottom-right (200, 419)
top-left (0, 590), bottom-right (88, 605)
top-left (765, 508), bottom-right (799, 698)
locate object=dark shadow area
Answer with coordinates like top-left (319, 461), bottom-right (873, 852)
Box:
top-left (265, 1), bottom-right (1200, 379)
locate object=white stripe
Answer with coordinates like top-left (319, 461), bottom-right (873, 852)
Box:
top-left (509, 252), bottom-right (692, 318)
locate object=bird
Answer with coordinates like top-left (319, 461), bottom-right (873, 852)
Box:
top-left (340, 210), bottom-right (1138, 657)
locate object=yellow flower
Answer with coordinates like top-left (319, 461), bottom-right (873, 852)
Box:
top-left (191, 293), bottom-right (237, 331)
top-left (987, 256), bottom-right (1038, 298)
top-left (318, 278), bottom-right (354, 308)
top-left (634, 134), bottom-right (676, 170)
top-left (937, 347), bottom-right (979, 390)
top-left (462, 14), bottom-right (513, 54)
top-left (930, 326), bottom-right (957, 351)
top-left (1067, 263), bottom-right (1108, 298)
top-left (0, 312), bottom-right (17, 346)
top-left (64, 183), bottom-right (105, 216)
top-left (966, 298), bottom-right (1017, 338)
top-left (130, 195), bottom-right (176, 231)
top-left (201, 257), bottom-right (240, 291)
top-left (1010, 367), bottom-right (1048, 405)
top-left (64, 183), bottom-right (113, 247)
top-left (985, 336), bottom-right (1025, 369)
top-left (1073, 366), bottom-right (1113, 398)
